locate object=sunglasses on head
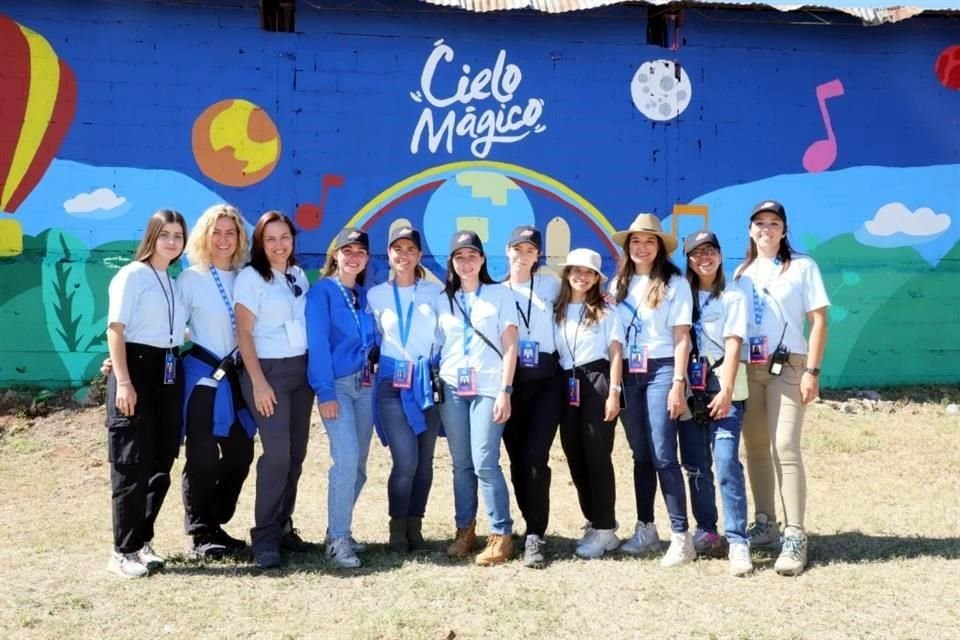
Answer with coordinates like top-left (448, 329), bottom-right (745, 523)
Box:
top-left (284, 272), bottom-right (303, 298)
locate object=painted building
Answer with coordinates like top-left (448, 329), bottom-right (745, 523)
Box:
top-left (0, 0), bottom-right (957, 389)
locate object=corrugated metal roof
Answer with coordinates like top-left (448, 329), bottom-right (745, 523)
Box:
top-left (414, 0), bottom-right (959, 24)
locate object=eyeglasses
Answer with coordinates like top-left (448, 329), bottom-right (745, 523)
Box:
top-left (284, 272), bottom-right (303, 298)
top-left (688, 247), bottom-right (719, 259)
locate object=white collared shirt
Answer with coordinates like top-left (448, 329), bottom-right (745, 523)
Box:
top-left (504, 273), bottom-right (560, 354)
top-left (108, 261), bottom-right (187, 349)
top-left (368, 280), bottom-right (442, 361)
top-left (694, 288), bottom-right (748, 363)
top-left (612, 273), bottom-right (693, 359)
top-left (234, 265), bottom-right (308, 359)
top-left (178, 266), bottom-right (237, 360)
top-left (555, 303), bottom-right (623, 370)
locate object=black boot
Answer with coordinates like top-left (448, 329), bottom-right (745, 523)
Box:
top-left (389, 518), bottom-right (410, 553)
top-left (407, 516), bottom-right (428, 552)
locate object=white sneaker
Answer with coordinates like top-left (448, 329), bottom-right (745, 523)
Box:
top-left (324, 531), bottom-right (366, 553)
top-left (137, 541), bottom-right (165, 571)
top-left (747, 513), bottom-right (780, 548)
top-left (577, 522), bottom-right (595, 546)
top-left (660, 531), bottom-right (696, 567)
top-left (774, 527), bottom-right (808, 576)
top-left (728, 541), bottom-right (753, 577)
top-left (619, 521), bottom-right (661, 555)
top-left (326, 536), bottom-right (361, 569)
top-left (107, 551), bottom-right (149, 578)
top-left (575, 528), bottom-right (620, 559)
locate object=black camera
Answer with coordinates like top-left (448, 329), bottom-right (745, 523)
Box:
top-left (430, 361), bottom-right (445, 405)
top-left (687, 393), bottom-right (712, 426)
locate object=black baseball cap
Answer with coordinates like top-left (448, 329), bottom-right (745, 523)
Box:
top-left (450, 230), bottom-right (484, 255)
top-left (333, 227), bottom-right (369, 251)
top-left (507, 225), bottom-right (542, 251)
top-left (750, 200), bottom-right (787, 222)
top-left (684, 230), bottom-right (721, 256)
top-left (388, 226), bottom-right (421, 251)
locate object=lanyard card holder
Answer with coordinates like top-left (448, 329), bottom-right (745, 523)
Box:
top-left (567, 376), bottom-right (581, 407)
top-left (456, 367), bottom-right (477, 396)
top-left (360, 361), bottom-right (373, 388)
top-left (163, 351), bottom-right (177, 385)
top-left (688, 356), bottom-right (708, 391)
top-left (393, 361), bottom-right (414, 389)
top-left (518, 340), bottom-right (540, 368)
top-left (628, 344), bottom-right (648, 374)
top-left (748, 336), bottom-right (768, 364)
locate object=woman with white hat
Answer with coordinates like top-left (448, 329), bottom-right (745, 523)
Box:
top-left (610, 213), bottom-right (695, 567)
top-left (733, 200), bottom-right (830, 576)
top-left (553, 248), bottom-right (624, 559)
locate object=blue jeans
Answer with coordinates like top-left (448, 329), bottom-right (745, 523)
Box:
top-left (621, 357), bottom-right (689, 533)
top-left (437, 387), bottom-right (513, 535)
top-left (323, 373), bottom-right (374, 539)
top-left (678, 398), bottom-right (748, 543)
top-left (376, 379), bottom-right (441, 519)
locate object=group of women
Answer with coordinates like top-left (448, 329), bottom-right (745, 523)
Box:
top-left (103, 199), bottom-right (829, 579)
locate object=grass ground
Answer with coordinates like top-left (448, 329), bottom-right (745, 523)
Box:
top-left (0, 389), bottom-right (958, 639)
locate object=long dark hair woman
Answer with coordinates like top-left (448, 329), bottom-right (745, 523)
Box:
top-left (104, 209), bottom-right (188, 578)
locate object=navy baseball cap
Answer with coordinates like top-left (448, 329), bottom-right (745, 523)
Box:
top-left (333, 227), bottom-right (369, 251)
top-left (684, 230), bottom-right (721, 256)
top-left (388, 226), bottom-right (421, 251)
top-left (750, 200), bottom-right (787, 222)
top-left (507, 225), bottom-right (542, 251)
top-left (450, 230), bottom-right (484, 255)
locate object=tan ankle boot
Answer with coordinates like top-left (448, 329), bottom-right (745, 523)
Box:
top-left (445, 520), bottom-right (477, 557)
top-left (475, 533), bottom-right (514, 566)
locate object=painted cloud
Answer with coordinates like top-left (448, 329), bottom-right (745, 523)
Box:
top-left (857, 202), bottom-right (951, 248)
top-left (64, 187), bottom-right (129, 218)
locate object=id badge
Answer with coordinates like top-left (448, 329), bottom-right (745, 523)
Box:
top-left (567, 376), bottom-right (581, 407)
top-left (518, 340), bottom-right (540, 368)
top-left (748, 336), bottom-right (768, 364)
top-left (689, 357), bottom-right (708, 391)
top-left (628, 344), bottom-right (648, 374)
top-left (360, 362), bottom-right (373, 388)
top-left (392, 361), bottom-right (414, 389)
top-left (284, 319), bottom-right (307, 350)
top-left (163, 351), bottom-right (177, 385)
top-left (456, 367), bottom-right (477, 396)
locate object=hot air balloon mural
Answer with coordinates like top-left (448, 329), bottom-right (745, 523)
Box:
top-left (0, 14), bottom-right (77, 256)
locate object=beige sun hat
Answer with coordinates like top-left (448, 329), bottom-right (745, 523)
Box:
top-left (558, 248), bottom-right (608, 283)
top-left (611, 213), bottom-right (678, 254)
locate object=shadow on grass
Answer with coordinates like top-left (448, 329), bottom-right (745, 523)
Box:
top-left (808, 531), bottom-right (960, 565)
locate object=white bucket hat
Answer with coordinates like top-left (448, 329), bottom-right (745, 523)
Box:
top-left (559, 248), bottom-right (607, 283)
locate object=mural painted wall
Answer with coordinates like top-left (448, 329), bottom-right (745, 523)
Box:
top-left (0, 0), bottom-right (958, 389)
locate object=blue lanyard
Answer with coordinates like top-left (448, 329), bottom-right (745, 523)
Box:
top-left (459, 285), bottom-right (481, 356)
top-left (392, 281), bottom-right (416, 348)
top-left (210, 266), bottom-right (236, 332)
top-left (620, 299), bottom-right (642, 346)
top-left (334, 278), bottom-right (368, 345)
top-left (751, 257), bottom-right (781, 327)
top-left (694, 293), bottom-right (711, 353)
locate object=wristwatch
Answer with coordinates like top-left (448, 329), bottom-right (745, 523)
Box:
top-left (804, 367), bottom-right (821, 376)
top-left (611, 383), bottom-right (622, 392)
top-left (502, 385), bottom-right (514, 394)
top-left (672, 376), bottom-right (685, 383)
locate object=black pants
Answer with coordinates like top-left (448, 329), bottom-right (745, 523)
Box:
top-left (558, 360), bottom-right (617, 530)
top-left (502, 369), bottom-right (563, 537)
top-left (181, 384), bottom-right (254, 539)
top-left (105, 343), bottom-right (183, 554)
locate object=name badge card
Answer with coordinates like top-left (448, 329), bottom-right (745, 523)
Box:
top-left (163, 351), bottom-right (177, 385)
top-left (628, 344), bottom-right (649, 374)
top-left (393, 361), bottom-right (414, 389)
top-left (518, 340), bottom-right (540, 368)
top-left (284, 319), bottom-right (307, 350)
top-left (748, 336), bottom-right (768, 364)
top-left (360, 362), bottom-right (373, 388)
top-left (456, 367), bottom-right (477, 396)
top-left (567, 377), bottom-right (581, 407)
top-left (689, 357), bottom-right (708, 391)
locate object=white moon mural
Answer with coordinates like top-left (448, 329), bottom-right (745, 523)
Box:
top-left (631, 60), bottom-right (692, 121)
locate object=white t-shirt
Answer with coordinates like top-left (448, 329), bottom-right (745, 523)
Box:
top-left (178, 266), bottom-right (237, 360)
top-left (693, 288), bottom-right (748, 363)
top-left (612, 273), bottom-right (693, 359)
top-left (435, 284), bottom-right (518, 397)
top-left (234, 265), bottom-right (309, 359)
top-left (503, 273), bottom-right (560, 354)
top-left (107, 261), bottom-right (187, 349)
top-left (555, 303), bottom-right (623, 370)
top-left (733, 254), bottom-right (830, 358)
top-left (368, 280), bottom-right (442, 361)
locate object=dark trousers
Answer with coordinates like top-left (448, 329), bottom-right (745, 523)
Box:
top-left (240, 355), bottom-right (314, 553)
top-left (181, 384), bottom-right (254, 539)
top-left (558, 360), bottom-right (617, 530)
top-left (502, 370), bottom-right (563, 537)
top-left (105, 343), bottom-right (183, 554)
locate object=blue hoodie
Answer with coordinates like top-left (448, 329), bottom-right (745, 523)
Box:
top-left (306, 277), bottom-right (378, 403)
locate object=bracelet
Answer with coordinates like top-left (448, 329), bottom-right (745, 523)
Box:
top-left (804, 367), bottom-right (821, 376)
top-left (672, 376), bottom-right (685, 383)
top-left (610, 383), bottom-right (622, 393)
top-left (117, 381), bottom-right (132, 386)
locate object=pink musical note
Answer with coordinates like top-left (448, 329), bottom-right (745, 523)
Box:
top-left (295, 174), bottom-right (344, 231)
top-left (802, 79), bottom-right (845, 173)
